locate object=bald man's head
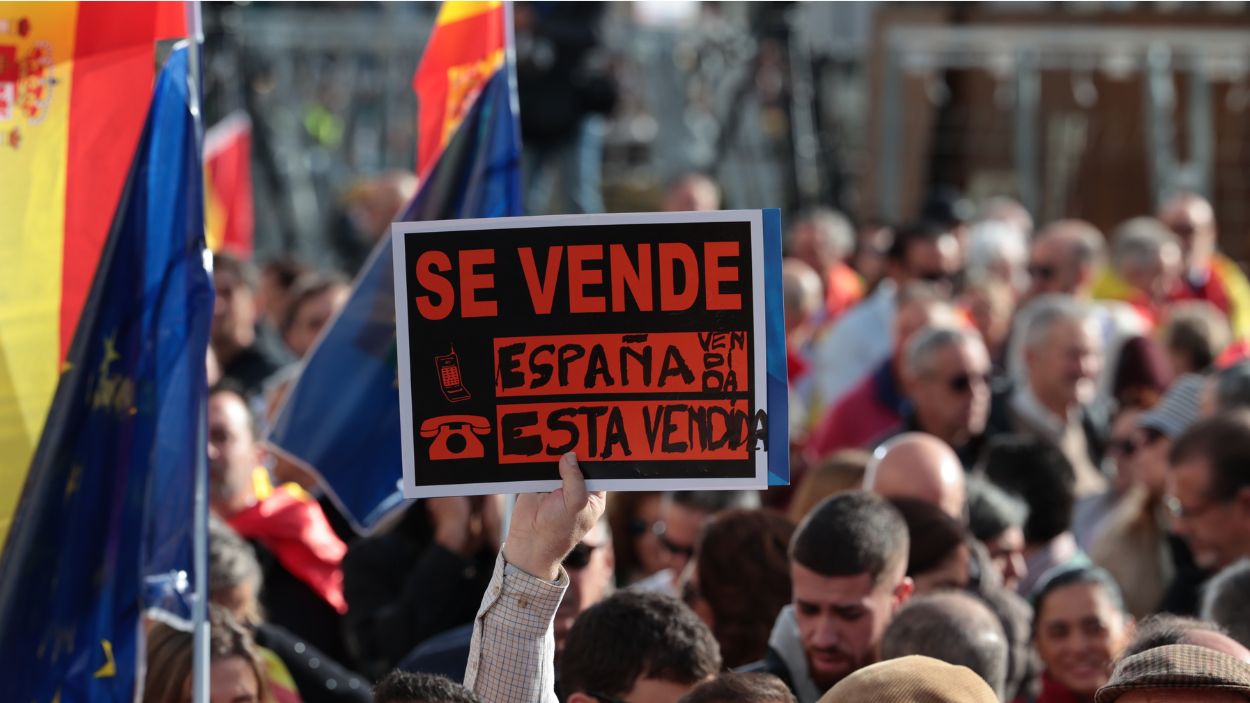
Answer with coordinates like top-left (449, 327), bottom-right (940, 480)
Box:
top-left (1159, 192), bottom-right (1218, 272)
top-left (865, 433), bottom-right (966, 519)
top-left (1027, 220), bottom-right (1105, 300)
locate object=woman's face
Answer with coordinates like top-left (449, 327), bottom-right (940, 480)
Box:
top-left (1034, 582), bottom-right (1130, 698)
top-left (209, 655), bottom-right (260, 703)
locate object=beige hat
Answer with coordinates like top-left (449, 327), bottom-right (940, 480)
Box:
top-left (819, 655), bottom-right (998, 703)
top-left (1096, 644), bottom-right (1250, 702)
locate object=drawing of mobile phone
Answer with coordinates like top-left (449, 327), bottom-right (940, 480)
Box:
top-left (434, 347), bottom-right (472, 403)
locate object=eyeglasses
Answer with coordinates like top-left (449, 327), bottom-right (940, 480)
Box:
top-left (1028, 264), bottom-right (1058, 281)
top-left (562, 542), bottom-right (600, 570)
top-left (945, 372), bottom-right (990, 393)
top-left (916, 270), bottom-right (955, 286)
top-left (1166, 495), bottom-right (1221, 521)
top-left (653, 522), bottom-right (695, 560)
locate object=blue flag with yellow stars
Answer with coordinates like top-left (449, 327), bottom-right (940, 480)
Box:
top-left (0, 43), bottom-right (213, 701)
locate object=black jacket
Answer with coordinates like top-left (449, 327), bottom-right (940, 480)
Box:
top-left (255, 622), bottom-right (371, 703)
top-left (341, 502), bottom-right (495, 680)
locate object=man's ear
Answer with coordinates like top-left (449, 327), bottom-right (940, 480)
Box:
top-left (894, 576), bottom-right (915, 609)
top-left (566, 693), bottom-right (598, 703)
top-left (1234, 487), bottom-right (1250, 518)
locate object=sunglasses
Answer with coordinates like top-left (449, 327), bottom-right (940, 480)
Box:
top-left (1107, 436), bottom-right (1140, 458)
top-left (653, 522), bottom-right (696, 559)
top-left (1028, 264), bottom-right (1057, 281)
top-left (945, 372), bottom-right (990, 393)
top-left (562, 542), bottom-right (600, 570)
top-left (917, 270), bottom-right (955, 286)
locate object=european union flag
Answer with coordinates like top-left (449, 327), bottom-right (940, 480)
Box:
top-left (268, 66), bottom-right (523, 532)
top-left (0, 44), bottom-right (213, 701)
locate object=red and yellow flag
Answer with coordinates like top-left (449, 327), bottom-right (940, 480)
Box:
top-left (412, 1), bottom-right (507, 180)
top-left (205, 111), bottom-right (254, 257)
top-left (0, 2), bottom-right (184, 548)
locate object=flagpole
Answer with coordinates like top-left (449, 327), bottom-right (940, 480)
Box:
top-left (185, 2), bottom-right (210, 703)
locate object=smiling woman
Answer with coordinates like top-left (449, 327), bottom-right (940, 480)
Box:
top-left (1032, 566), bottom-right (1132, 703)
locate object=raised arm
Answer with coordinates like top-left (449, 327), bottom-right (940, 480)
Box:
top-left (464, 453), bottom-right (606, 703)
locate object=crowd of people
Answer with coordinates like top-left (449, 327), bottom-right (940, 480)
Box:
top-left (144, 178), bottom-right (1250, 703)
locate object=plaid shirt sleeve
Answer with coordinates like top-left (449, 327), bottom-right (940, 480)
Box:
top-left (464, 550), bottom-right (567, 703)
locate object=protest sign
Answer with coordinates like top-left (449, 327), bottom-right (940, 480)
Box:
top-left (391, 210), bottom-right (787, 497)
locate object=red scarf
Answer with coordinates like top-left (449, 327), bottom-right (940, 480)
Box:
top-left (228, 484), bottom-right (348, 614)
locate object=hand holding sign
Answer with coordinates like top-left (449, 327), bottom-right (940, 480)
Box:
top-left (502, 452), bottom-right (605, 581)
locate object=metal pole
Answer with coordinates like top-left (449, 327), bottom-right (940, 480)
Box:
top-left (1013, 49), bottom-right (1040, 217)
top-left (184, 2), bottom-right (210, 703)
top-left (877, 41), bottom-right (902, 221)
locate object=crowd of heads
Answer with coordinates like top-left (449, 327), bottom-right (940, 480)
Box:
top-left (151, 179), bottom-right (1250, 703)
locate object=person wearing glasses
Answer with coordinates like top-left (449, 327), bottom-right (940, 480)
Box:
top-left (884, 325), bottom-right (994, 469)
top-left (634, 490), bottom-right (758, 598)
top-left (1089, 375), bottom-right (1204, 619)
top-left (1163, 411), bottom-right (1250, 615)
top-left (1158, 192), bottom-right (1250, 340)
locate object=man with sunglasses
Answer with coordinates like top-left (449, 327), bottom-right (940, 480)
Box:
top-left (888, 325), bottom-right (994, 469)
top-left (634, 490), bottom-right (758, 598)
top-left (1159, 192), bottom-right (1250, 339)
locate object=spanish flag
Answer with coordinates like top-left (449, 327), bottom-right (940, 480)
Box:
top-left (0, 3), bottom-right (184, 550)
top-left (205, 111), bottom-right (254, 257)
top-left (413, 0), bottom-right (508, 179)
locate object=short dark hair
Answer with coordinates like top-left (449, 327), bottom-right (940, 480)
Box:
top-left (980, 435), bottom-right (1075, 545)
top-left (677, 672), bottom-right (797, 703)
top-left (789, 491), bottom-right (909, 584)
top-left (208, 381), bottom-right (260, 439)
top-left (1123, 614), bottom-right (1231, 659)
top-left (1031, 565), bottom-right (1124, 631)
top-left (881, 592), bottom-right (1008, 698)
top-left (886, 221), bottom-right (951, 263)
top-left (889, 497), bottom-right (967, 578)
top-left (213, 252), bottom-right (259, 291)
top-left (966, 476), bottom-right (1028, 543)
top-left (1169, 411), bottom-right (1250, 501)
top-left (373, 670), bottom-right (481, 703)
top-left (561, 591), bottom-right (722, 700)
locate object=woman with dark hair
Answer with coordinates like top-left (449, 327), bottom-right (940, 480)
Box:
top-left (1030, 566), bottom-right (1132, 703)
top-left (889, 497), bottom-right (973, 594)
top-left (686, 508), bottom-right (795, 668)
top-left (144, 605), bottom-right (270, 703)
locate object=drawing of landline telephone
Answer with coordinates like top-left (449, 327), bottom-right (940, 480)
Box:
top-left (420, 415), bottom-right (491, 460)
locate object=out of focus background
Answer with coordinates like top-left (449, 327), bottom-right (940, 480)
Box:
top-left (202, 1), bottom-right (1250, 270)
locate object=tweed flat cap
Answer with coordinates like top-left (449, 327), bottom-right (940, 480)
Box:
top-left (819, 655), bottom-right (998, 703)
top-left (1096, 644), bottom-right (1250, 702)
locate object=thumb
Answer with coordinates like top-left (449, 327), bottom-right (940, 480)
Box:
top-left (558, 451), bottom-right (588, 510)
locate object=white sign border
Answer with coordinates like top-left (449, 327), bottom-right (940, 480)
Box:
top-left (391, 209), bottom-right (769, 497)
